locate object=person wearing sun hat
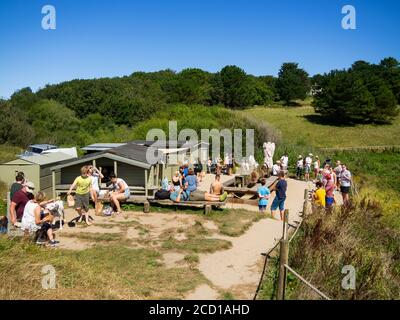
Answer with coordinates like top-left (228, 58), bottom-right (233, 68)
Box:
top-left (296, 155), bottom-right (303, 179)
top-left (9, 181), bottom-right (35, 226)
top-left (272, 160), bottom-right (281, 176)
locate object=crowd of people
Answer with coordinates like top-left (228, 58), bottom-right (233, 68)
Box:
top-left (1, 151), bottom-right (354, 246)
top-left (155, 163), bottom-right (229, 203)
top-left (263, 153), bottom-right (353, 214)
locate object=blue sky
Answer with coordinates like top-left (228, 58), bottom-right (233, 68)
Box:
top-left (0, 0), bottom-right (399, 98)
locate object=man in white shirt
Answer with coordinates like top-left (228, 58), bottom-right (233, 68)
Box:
top-left (340, 164), bottom-right (352, 206)
top-left (280, 154), bottom-right (289, 171)
top-left (296, 156), bottom-right (303, 179)
top-left (272, 160), bottom-right (281, 176)
top-left (304, 154), bottom-right (313, 181)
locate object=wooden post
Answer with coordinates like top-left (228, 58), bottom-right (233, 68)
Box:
top-left (143, 201), bottom-right (150, 213)
top-left (204, 205), bottom-right (212, 215)
top-left (52, 170), bottom-right (56, 199)
top-left (282, 209), bottom-right (289, 240)
top-left (277, 239), bottom-right (289, 300)
top-left (113, 161), bottom-right (118, 176)
top-left (6, 192), bottom-right (11, 235)
top-left (303, 188), bottom-right (309, 216)
top-left (145, 170), bottom-right (148, 197)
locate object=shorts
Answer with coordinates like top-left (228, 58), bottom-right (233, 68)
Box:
top-left (326, 197), bottom-right (335, 206)
top-left (259, 205), bottom-right (267, 211)
top-left (189, 190), bottom-right (206, 201)
top-left (271, 196), bottom-right (286, 211)
top-left (75, 193), bottom-right (90, 212)
top-left (124, 188), bottom-right (130, 199)
top-left (305, 165), bottom-right (311, 173)
top-left (340, 186), bottom-right (351, 194)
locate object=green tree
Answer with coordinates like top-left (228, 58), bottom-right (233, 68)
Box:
top-left (0, 100), bottom-right (35, 147)
top-left (276, 63), bottom-right (310, 105)
top-left (313, 69), bottom-right (398, 123)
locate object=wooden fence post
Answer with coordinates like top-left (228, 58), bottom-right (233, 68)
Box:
top-left (282, 209), bottom-right (289, 240)
top-left (277, 239), bottom-right (289, 300)
top-left (6, 192), bottom-right (11, 235)
top-left (303, 188), bottom-right (309, 216)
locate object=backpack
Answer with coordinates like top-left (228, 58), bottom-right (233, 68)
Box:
top-left (155, 190), bottom-right (171, 200)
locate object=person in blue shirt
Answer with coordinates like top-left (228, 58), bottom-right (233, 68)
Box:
top-left (257, 178), bottom-right (271, 213)
top-left (185, 168), bottom-right (198, 194)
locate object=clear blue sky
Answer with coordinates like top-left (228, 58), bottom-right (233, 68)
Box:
top-left (0, 0), bottom-right (399, 98)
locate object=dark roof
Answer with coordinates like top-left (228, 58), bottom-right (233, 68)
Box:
top-left (51, 142), bottom-right (160, 171)
top-left (108, 142), bottom-right (159, 164)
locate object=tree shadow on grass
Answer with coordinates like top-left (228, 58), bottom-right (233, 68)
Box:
top-left (302, 114), bottom-right (360, 127)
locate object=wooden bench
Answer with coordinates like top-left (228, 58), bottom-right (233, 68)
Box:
top-left (54, 185), bottom-right (158, 197)
top-left (148, 199), bottom-right (226, 214)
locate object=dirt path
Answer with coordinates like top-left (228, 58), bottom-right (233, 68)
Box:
top-left (186, 178), bottom-right (308, 300)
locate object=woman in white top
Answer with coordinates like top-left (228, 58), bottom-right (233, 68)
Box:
top-left (88, 165), bottom-right (104, 202)
top-left (109, 173), bottom-right (130, 214)
top-left (21, 191), bottom-right (58, 246)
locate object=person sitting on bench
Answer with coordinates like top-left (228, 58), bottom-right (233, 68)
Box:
top-left (210, 174), bottom-right (224, 195)
top-left (20, 191), bottom-right (59, 247)
top-left (109, 174), bottom-right (130, 214)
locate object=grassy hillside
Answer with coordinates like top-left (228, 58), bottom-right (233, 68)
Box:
top-left (244, 105), bottom-right (400, 148)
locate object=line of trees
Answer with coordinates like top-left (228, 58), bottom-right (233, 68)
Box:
top-left (1, 58), bottom-right (398, 148)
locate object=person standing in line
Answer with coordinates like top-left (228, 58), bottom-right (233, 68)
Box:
top-left (270, 171), bottom-right (288, 221)
top-left (280, 154), bottom-right (289, 171)
top-left (257, 178), bottom-right (271, 213)
top-left (67, 166), bottom-right (93, 225)
top-left (324, 173), bottom-right (336, 212)
top-left (312, 181), bottom-right (326, 209)
top-left (272, 160), bottom-right (281, 176)
top-left (296, 155), bottom-right (303, 180)
top-left (304, 154), bottom-right (313, 181)
top-left (313, 156), bottom-right (320, 180)
top-left (334, 161), bottom-right (342, 189)
top-left (340, 164), bottom-right (352, 206)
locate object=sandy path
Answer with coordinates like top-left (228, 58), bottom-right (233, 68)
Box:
top-left (187, 178), bottom-right (308, 300)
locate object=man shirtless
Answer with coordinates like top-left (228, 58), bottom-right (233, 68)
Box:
top-left (210, 174), bottom-right (224, 195)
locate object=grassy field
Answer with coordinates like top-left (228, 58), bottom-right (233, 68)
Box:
top-left (244, 105), bottom-right (400, 148)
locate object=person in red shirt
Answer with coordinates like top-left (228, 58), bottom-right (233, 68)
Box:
top-left (10, 182), bottom-right (35, 226)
